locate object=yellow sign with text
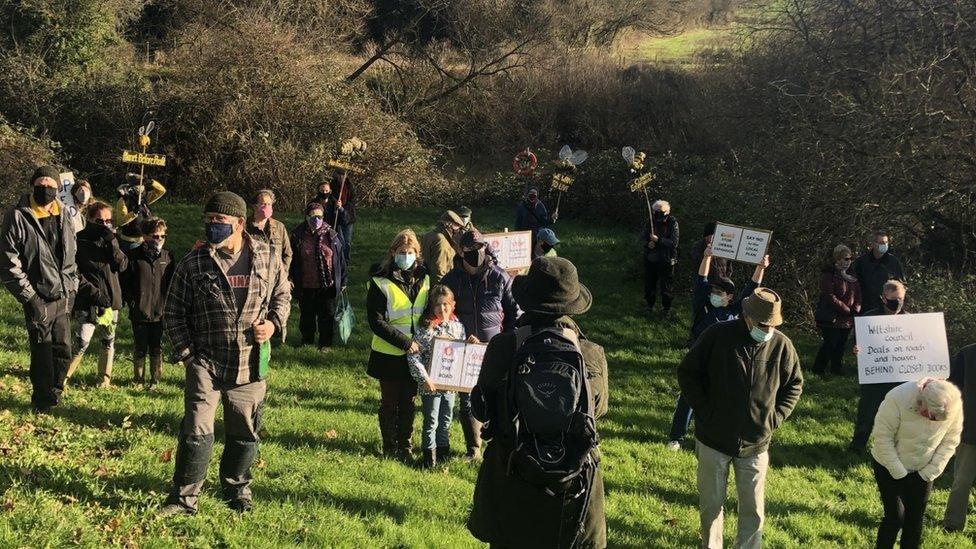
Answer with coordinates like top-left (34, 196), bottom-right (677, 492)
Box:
top-left (551, 173), bottom-right (574, 192)
top-left (629, 172), bottom-right (654, 192)
top-left (327, 159), bottom-right (365, 174)
top-left (121, 150), bottom-right (166, 167)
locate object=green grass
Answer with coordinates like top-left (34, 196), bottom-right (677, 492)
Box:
top-left (1, 203), bottom-right (975, 547)
top-left (626, 28), bottom-right (731, 66)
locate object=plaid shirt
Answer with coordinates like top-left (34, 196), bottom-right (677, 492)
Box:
top-left (165, 233), bottom-right (291, 384)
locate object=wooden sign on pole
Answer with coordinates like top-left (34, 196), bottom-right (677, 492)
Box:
top-left (121, 150), bottom-right (166, 167)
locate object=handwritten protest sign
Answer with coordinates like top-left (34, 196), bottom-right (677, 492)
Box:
top-left (854, 312), bottom-right (950, 385)
top-left (427, 337), bottom-right (488, 392)
top-left (551, 173), bottom-right (574, 192)
top-left (485, 230), bottom-right (533, 272)
top-left (121, 150), bottom-right (166, 167)
top-left (57, 172), bottom-right (83, 232)
top-left (711, 222), bottom-right (772, 265)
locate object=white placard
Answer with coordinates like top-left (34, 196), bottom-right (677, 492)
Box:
top-left (855, 313), bottom-right (950, 385)
top-left (711, 223), bottom-right (772, 265)
top-left (484, 230), bottom-right (533, 272)
top-left (57, 172), bottom-right (84, 232)
top-left (427, 337), bottom-right (488, 393)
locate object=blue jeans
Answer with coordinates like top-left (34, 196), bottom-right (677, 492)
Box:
top-left (339, 223), bottom-right (353, 262)
top-left (669, 393), bottom-right (693, 441)
top-left (421, 392), bottom-right (455, 450)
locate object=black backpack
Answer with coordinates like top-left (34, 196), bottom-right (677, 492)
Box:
top-left (505, 325), bottom-right (599, 481)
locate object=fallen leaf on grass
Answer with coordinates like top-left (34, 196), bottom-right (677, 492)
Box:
top-left (160, 448), bottom-right (173, 462)
top-left (1, 500), bottom-right (13, 512)
top-left (325, 429), bottom-right (338, 439)
top-left (256, 458), bottom-right (266, 469)
top-left (61, 494), bottom-right (78, 504)
top-left (104, 517), bottom-right (121, 532)
top-left (93, 464), bottom-right (108, 477)
top-left (0, 446), bottom-right (13, 456)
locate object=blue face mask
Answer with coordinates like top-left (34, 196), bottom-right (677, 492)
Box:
top-left (876, 243), bottom-right (889, 254)
top-left (709, 294), bottom-right (726, 308)
top-left (307, 216), bottom-right (324, 230)
top-left (395, 252), bottom-right (416, 271)
top-left (750, 325), bottom-right (774, 344)
top-left (206, 222), bottom-right (234, 245)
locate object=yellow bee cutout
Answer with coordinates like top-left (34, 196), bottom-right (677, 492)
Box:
top-left (327, 137), bottom-right (367, 174)
top-left (137, 121), bottom-right (154, 150)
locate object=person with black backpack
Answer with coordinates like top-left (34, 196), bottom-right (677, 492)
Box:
top-left (468, 256), bottom-right (609, 549)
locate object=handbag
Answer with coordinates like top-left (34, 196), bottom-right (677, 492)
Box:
top-left (334, 289), bottom-right (355, 345)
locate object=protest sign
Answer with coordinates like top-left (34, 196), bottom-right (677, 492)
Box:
top-left (854, 312), bottom-right (950, 385)
top-left (629, 172), bottom-right (654, 192)
top-left (710, 222), bottom-right (773, 265)
top-left (121, 150), bottom-right (167, 167)
top-left (57, 172), bottom-right (83, 232)
top-left (551, 173), bottom-right (574, 192)
top-left (485, 230), bottom-right (533, 272)
top-left (326, 158), bottom-right (366, 174)
top-left (427, 337), bottom-right (488, 392)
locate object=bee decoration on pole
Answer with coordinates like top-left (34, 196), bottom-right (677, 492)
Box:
top-left (326, 137), bottom-right (367, 228)
top-left (623, 146), bottom-right (654, 232)
top-left (549, 145), bottom-right (588, 222)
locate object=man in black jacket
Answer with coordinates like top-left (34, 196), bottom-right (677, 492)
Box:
top-left (441, 229), bottom-right (518, 459)
top-left (66, 201), bottom-right (129, 388)
top-left (642, 200), bottom-right (679, 318)
top-left (0, 165), bottom-right (81, 412)
top-left (853, 229), bottom-right (906, 312)
top-left (121, 217), bottom-right (175, 387)
top-left (678, 288), bottom-right (803, 549)
top-left (944, 343), bottom-right (976, 531)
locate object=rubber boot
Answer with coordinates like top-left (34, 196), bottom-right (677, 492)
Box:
top-left (133, 355), bottom-right (146, 384)
top-left (459, 408), bottom-right (483, 460)
top-left (395, 405), bottom-right (415, 463)
top-left (422, 448), bottom-right (436, 469)
top-left (149, 353), bottom-right (163, 388)
top-left (378, 409), bottom-right (398, 458)
top-left (97, 346), bottom-right (115, 388)
top-left (220, 435), bottom-right (259, 510)
top-left (166, 432), bottom-right (215, 512)
top-left (66, 355), bottom-right (83, 381)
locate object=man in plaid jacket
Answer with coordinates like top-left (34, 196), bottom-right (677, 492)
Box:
top-left (160, 191), bottom-right (291, 515)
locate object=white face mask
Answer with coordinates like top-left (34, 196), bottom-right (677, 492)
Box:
top-left (876, 243), bottom-right (889, 254)
top-left (709, 294), bottom-right (727, 308)
top-left (750, 325), bottom-right (774, 343)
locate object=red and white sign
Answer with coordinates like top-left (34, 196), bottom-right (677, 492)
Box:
top-left (428, 337), bottom-right (488, 393)
top-left (485, 230), bottom-right (533, 272)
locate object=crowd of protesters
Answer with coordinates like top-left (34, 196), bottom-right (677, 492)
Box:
top-left (5, 167), bottom-right (976, 549)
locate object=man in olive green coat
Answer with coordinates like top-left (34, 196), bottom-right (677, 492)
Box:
top-left (468, 256), bottom-right (609, 548)
top-left (421, 210), bottom-right (463, 284)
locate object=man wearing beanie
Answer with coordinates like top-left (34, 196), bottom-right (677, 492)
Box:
top-left (678, 287), bottom-right (803, 549)
top-left (0, 165), bottom-right (81, 412)
top-left (160, 191), bottom-right (291, 516)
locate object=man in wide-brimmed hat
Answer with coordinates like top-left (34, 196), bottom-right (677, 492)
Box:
top-left (677, 287), bottom-right (803, 549)
top-left (467, 256), bottom-right (609, 548)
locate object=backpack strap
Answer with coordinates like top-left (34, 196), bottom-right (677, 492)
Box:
top-left (515, 325), bottom-right (534, 351)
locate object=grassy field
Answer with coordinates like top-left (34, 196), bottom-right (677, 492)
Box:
top-left (1, 202), bottom-right (975, 547)
top-left (623, 28), bottom-right (732, 67)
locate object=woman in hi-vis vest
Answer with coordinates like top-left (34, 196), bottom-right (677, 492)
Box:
top-left (366, 229), bottom-right (430, 462)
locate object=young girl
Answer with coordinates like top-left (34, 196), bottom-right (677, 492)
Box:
top-left (407, 285), bottom-right (466, 469)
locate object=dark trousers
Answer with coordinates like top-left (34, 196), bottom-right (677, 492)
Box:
top-left (668, 393), bottom-right (694, 441)
top-left (813, 326), bottom-right (852, 374)
top-left (24, 297), bottom-right (72, 409)
top-left (378, 377), bottom-right (417, 455)
top-left (852, 383), bottom-right (900, 449)
top-left (339, 223), bottom-right (353, 262)
top-left (457, 392), bottom-right (483, 455)
top-left (873, 460), bottom-right (932, 549)
top-left (298, 286), bottom-right (337, 348)
top-left (643, 259), bottom-right (675, 311)
top-left (132, 321), bottom-right (164, 359)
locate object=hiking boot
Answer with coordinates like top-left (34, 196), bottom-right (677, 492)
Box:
top-left (133, 355), bottom-right (146, 384)
top-left (464, 447), bottom-right (482, 462)
top-left (98, 376), bottom-right (112, 389)
top-left (158, 502), bottom-right (195, 517)
top-left (666, 440), bottom-right (682, 451)
top-left (421, 449), bottom-right (436, 469)
top-left (436, 445), bottom-right (451, 462)
top-left (149, 354), bottom-right (163, 387)
top-left (226, 498), bottom-right (253, 513)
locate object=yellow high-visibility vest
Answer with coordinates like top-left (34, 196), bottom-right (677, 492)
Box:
top-left (370, 275), bottom-right (430, 356)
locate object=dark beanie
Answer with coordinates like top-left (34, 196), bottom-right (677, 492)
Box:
top-left (204, 191), bottom-right (247, 218)
top-left (31, 165), bottom-right (60, 185)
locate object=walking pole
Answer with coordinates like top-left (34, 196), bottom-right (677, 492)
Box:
top-left (553, 190), bottom-right (562, 223)
top-left (334, 174), bottom-right (346, 229)
top-left (643, 186), bottom-right (655, 237)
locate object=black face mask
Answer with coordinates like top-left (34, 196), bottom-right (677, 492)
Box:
top-left (317, 191), bottom-right (330, 200)
top-left (33, 185), bottom-right (58, 206)
top-left (884, 298), bottom-right (903, 312)
top-left (654, 211), bottom-right (667, 221)
top-left (464, 248), bottom-right (485, 268)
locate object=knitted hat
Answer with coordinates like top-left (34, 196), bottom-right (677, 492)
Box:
top-left (31, 165), bottom-right (60, 185)
top-left (512, 256), bottom-right (592, 316)
top-left (203, 191), bottom-right (247, 218)
top-left (742, 287), bottom-right (784, 327)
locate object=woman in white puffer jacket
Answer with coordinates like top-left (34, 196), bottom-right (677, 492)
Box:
top-left (871, 378), bottom-right (962, 549)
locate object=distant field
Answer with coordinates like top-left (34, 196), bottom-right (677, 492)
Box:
top-left (623, 27), bottom-right (733, 67)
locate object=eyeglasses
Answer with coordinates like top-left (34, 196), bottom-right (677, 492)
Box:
top-left (92, 218), bottom-right (112, 226)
